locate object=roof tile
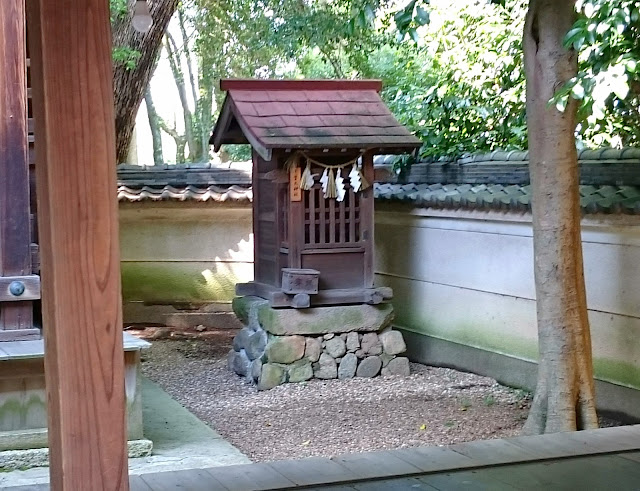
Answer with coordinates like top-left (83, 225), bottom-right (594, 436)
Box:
top-left (375, 182), bottom-right (640, 214)
top-left (118, 184), bottom-right (252, 203)
top-left (211, 80), bottom-right (422, 156)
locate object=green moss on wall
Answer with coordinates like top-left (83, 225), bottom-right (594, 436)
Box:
top-left (121, 263), bottom-right (238, 304)
top-left (0, 395), bottom-right (46, 432)
top-left (593, 358), bottom-right (640, 390)
top-left (398, 306), bottom-right (640, 390)
top-left (399, 319), bottom-right (539, 362)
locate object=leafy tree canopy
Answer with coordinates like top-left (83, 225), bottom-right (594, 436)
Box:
top-left (556, 0), bottom-right (640, 147)
top-left (142, 0), bottom-right (639, 163)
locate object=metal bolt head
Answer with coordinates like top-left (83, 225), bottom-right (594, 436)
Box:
top-left (9, 281), bottom-right (25, 296)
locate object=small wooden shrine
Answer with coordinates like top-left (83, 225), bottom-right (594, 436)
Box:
top-left (211, 79), bottom-right (421, 308)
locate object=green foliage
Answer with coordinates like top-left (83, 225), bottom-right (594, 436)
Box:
top-left (112, 46), bottom-right (141, 71)
top-left (554, 0), bottom-right (640, 147)
top-left (151, 0), bottom-right (638, 166)
top-left (110, 0), bottom-right (129, 22)
top-left (221, 144), bottom-right (252, 162)
top-left (110, 0), bottom-right (142, 71)
top-left (263, 0), bottom-right (393, 79)
top-left (381, 0), bottom-right (528, 162)
top-left (394, 0), bottom-right (430, 42)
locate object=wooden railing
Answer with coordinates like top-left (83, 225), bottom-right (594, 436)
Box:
top-left (0, 12), bottom-right (40, 341)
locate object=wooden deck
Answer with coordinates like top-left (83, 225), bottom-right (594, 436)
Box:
top-left (8, 425), bottom-right (640, 490)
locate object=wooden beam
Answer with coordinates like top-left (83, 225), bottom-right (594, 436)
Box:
top-left (0, 0), bottom-right (33, 332)
top-left (236, 281), bottom-right (393, 308)
top-left (0, 274), bottom-right (40, 302)
top-left (26, 0), bottom-right (129, 489)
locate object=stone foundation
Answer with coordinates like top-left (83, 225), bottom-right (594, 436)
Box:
top-left (229, 296), bottom-right (410, 390)
top-left (0, 333), bottom-right (152, 470)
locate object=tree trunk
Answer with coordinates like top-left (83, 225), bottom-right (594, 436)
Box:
top-left (165, 31), bottom-right (197, 161)
top-left (522, 0), bottom-right (598, 434)
top-left (144, 87), bottom-right (164, 165)
top-left (198, 63), bottom-right (215, 162)
top-left (113, 0), bottom-right (179, 164)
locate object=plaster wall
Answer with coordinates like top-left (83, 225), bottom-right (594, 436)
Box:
top-left (119, 202), bottom-right (254, 309)
top-left (374, 205), bottom-right (640, 393)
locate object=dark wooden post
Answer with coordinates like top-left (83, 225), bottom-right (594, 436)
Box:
top-left (0, 0), bottom-right (39, 339)
top-left (26, 0), bottom-right (129, 488)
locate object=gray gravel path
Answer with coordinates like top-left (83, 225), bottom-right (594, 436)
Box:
top-left (140, 331), bottom-right (532, 462)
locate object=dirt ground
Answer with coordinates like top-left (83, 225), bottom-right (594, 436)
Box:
top-left (136, 326), bottom-right (541, 462)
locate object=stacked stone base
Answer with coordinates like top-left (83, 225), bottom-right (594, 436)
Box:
top-left (229, 296), bottom-right (410, 390)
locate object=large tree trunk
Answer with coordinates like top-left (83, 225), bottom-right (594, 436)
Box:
top-left (523, 0), bottom-right (598, 434)
top-left (113, 0), bottom-right (179, 164)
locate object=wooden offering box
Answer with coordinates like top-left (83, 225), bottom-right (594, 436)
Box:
top-left (211, 79), bottom-right (421, 308)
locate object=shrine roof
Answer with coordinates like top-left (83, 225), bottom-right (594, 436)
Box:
top-left (210, 79), bottom-right (422, 161)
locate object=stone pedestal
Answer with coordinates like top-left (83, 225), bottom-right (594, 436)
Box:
top-left (230, 296), bottom-right (410, 390)
top-left (0, 333), bottom-right (152, 470)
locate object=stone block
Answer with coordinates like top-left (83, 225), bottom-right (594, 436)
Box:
top-left (324, 337), bottom-right (347, 358)
top-left (305, 337), bottom-right (322, 363)
top-left (386, 357), bottom-right (411, 376)
top-left (257, 303), bottom-right (394, 336)
top-left (258, 363), bottom-right (285, 390)
top-left (380, 353), bottom-right (395, 368)
top-left (356, 356), bottom-right (382, 378)
top-left (313, 353), bottom-right (337, 379)
top-left (246, 330), bottom-right (268, 360)
top-left (230, 349), bottom-right (251, 377)
top-left (361, 332), bottom-right (382, 355)
top-left (265, 336), bottom-right (306, 364)
top-left (250, 359), bottom-right (263, 383)
top-left (232, 296), bottom-right (257, 324)
top-left (346, 332), bottom-right (360, 352)
top-left (338, 353), bottom-right (358, 379)
top-left (288, 360), bottom-right (313, 383)
top-left (380, 330), bottom-right (407, 355)
top-left (232, 327), bottom-right (253, 352)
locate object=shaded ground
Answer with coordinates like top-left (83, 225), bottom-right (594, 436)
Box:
top-left (138, 327), bottom-right (537, 462)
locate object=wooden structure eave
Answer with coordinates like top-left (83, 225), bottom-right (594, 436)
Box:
top-left (210, 78), bottom-right (422, 161)
top-left (211, 96), bottom-right (274, 161)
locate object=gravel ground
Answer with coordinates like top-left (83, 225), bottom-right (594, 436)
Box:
top-left (140, 329), bottom-right (534, 462)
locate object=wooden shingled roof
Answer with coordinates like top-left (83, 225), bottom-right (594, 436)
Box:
top-left (210, 79), bottom-right (422, 161)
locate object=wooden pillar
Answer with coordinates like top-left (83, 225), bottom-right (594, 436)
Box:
top-left (26, 0), bottom-right (129, 489)
top-left (0, 0), bottom-right (38, 338)
top-left (362, 152), bottom-right (375, 288)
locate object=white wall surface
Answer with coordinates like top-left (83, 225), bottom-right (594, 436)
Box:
top-left (375, 206), bottom-right (640, 390)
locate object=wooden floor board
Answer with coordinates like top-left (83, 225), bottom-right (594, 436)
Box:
top-left (140, 468), bottom-right (221, 490)
top-left (305, 485), bottom-right (358, 491)
top-left (505, 433), bottom-right (595, 460)
top-left (206, 462), bottom-right (296, 490)
top-left (269, 456), bottom-right (360, 486)
top-left (391, 446), bottom-right (477, 473)
top-left (129, 474), bottom-right (154, 491)
top-left (475, 454), bottom-right (640, 491)
top-left (447, 438), bottom-right (540, 466)
top-left (330, 450), bottom-right (422, 480)
top-left (353, 477), bottom-right (436, 490)
top-left (618, 450), bottom-right (640, 464)
top-left (417, 469), bottom-right (520, 490)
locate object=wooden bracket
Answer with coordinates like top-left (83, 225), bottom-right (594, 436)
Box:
top-left (0, 275), bottom-right (41, 302)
